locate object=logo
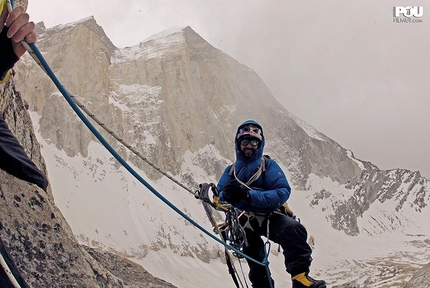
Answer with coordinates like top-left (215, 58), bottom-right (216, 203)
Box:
top-left (393, 6), bottom-right (423, 23)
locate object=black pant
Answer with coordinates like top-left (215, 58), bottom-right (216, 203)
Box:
top-left (243, 212), bottom-right (312, 288)
top-left (0, 117), bottom-right (48, 191)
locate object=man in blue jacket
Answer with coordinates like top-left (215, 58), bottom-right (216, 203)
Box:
top-left (0, 2), bottom-right (48, 191)
top-left (217, 120), bottom-right (325, 288)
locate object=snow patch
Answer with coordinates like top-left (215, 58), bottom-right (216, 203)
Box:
top-left (294, 116), bottom-right (325, 141)
top-left (28, 110), bottom-right (430, 288)
top-left (346, 150), bottom-right (365, 170)
top-left (112, 26), bottom-right (186, 63)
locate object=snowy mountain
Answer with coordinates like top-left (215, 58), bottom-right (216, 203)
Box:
top-left (13, 17), bottom-right (430, 287)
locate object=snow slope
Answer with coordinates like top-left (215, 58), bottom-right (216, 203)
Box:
top-left (30, 112), bottom-right (430, 288)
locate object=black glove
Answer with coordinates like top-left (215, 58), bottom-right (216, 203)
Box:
top-left (222, 180), bottom-right (251, 204)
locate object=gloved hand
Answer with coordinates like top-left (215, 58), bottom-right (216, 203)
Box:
top-left (222, 180), bottom-right (251, 204)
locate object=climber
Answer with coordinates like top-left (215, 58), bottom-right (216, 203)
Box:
top-left (0, 2), bottom-right (48, 191)
top-left (217, 120), bottom-right (326, 288)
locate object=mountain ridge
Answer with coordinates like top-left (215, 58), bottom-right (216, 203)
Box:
top-left (18, 13), bottom-right (430, 243)
top-left (10, 16), bottom-right (430, 287)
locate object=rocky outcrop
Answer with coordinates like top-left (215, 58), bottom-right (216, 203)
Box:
top-left (0, 78), bottom-right (50, 196)
top-left (405, 262), bottom-right (430, 288)
top-left (83, 246), bottom-right (176, 288)
top-left (0, 169), bottom-right (123, 287)
top-left (0, 76), bottom-right (175, 287)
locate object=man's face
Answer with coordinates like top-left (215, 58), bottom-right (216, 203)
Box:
top-left (239, 138), bottom-right (259, 159)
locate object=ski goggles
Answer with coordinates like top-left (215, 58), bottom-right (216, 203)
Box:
top-left (237, 125), bottom-right (262, 141)
top-left (240, 139), bottom-right (260, 147)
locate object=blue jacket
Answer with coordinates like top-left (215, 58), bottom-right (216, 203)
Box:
top-left (217, 120), bottom-right (291, 213)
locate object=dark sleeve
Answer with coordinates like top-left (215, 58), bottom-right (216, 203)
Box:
top-left (0, 27), bottom-right (19, 78)
top-left (0, 117), bottom-right (48, 191)
top-left (216, 165), bottom-right (234, 201)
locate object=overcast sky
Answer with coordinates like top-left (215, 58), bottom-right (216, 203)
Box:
top-left (26, 0), bottom-right (429, 178)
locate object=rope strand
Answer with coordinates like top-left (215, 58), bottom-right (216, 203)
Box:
top-left (10, 0), bottom-right (271, 272)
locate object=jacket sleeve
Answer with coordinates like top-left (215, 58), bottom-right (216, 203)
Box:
top-left (237, 160), bottom-right (291, 213)
top-left (0, 27), bottom-right (19, 80)
top-left (0, 117), bottom-right (48, 191)
top-left (216, 165), bottom-right (234, 201)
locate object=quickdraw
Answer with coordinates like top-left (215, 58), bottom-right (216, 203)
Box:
top-left (222, 207), bottom-right (248, 258)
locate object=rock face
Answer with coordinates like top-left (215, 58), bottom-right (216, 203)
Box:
top-left (0, 77), bottom-right (175, 287)
top-left (17, 18), bottom-right (364, 185)
top-left (83, 246), bottom-right (176, 288)
top-left (404, 262), bottom-right (430, 288)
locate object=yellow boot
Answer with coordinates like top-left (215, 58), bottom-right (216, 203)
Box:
top-left (291, 272), bottom-right (326, 288)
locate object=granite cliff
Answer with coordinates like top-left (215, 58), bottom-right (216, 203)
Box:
top-left (1, 75), bottom-right (175, 287)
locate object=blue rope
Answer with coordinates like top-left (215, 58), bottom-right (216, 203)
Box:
top-left (14, 4), bottom-right (269, 269)
top-left (264, 241), bottom-right (274, 288)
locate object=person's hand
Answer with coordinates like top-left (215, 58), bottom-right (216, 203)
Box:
top-left (1, 6), bottom-right (36, 58)
top-left (222, 180), bottom-right (250, 204)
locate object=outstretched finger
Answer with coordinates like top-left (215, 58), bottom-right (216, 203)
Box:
top-left (10, 20), bottom-right (35, 43)
top-left (5, 5), bottom-right (27, 29)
